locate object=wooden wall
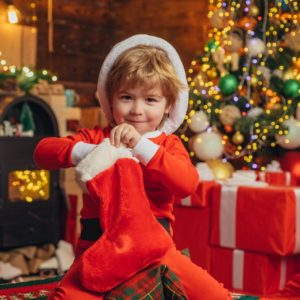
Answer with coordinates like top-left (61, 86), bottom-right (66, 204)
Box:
top-left (4, 0), bottom-right (210, 106)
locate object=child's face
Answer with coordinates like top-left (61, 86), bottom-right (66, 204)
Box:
top-left (112, 84), bottom-right (170, 134)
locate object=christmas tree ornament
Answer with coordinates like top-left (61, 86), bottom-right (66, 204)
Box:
top-left (258, 66), bottom-right (271, 81)
top-left (205, 39), bottom-right (219, 53)
top-left (249, 5), bottom-right (260, 17)
top-left (209, 9), bottom-right (228, 29)
top-left (219, 105), bottom-right (241, 126)
top-left (230, 52), bottom-right (240, 71)
top-left (212, 48), bottom-right (227, 74)
top-left (210, 160), bottom-right (234, 180)
top-left (284, 30), bottom-right (300, 52)
top-left (225, 31), bottom-right (244, 53)
top-left (276, 117), bottom-right (300, 149)
top-left (273, 69), bottom-right (284, 79)
top-left (224, 125), bottom-right (233, 133)
top-left (238, 17), bottom-right (257, 31)
top-left (247, 38), bottom-right (266, 57)
top-left (283, 79), bottom-right (300, 98)
top-left (188, 110), bottom-right (209, 133)
top-left (193, 131), bottom-right (224, 161)
top-left (282, 69), bottom-right (296, 81)
top-left (206, 67), bottom-right (218, 79)
top-left (218, 74), bottom-right (238, 95)
top-left (232, 131), bottom-right (245, 145)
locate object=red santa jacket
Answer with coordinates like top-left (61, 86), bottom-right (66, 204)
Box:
top-left (34, 126), bottom-right (199, 223)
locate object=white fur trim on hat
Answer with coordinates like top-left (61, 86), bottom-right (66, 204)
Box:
top-left (97, 34), bottom-right (188, 135)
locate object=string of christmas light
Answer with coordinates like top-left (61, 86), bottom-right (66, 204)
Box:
top-left (9, 170), bottom-right (50, 203)
top-left (29, 1), bottom-right (38, 24)
top-left (180, 0), bottom-right (300, 171)
top-left (0, 57), bottom-right (58, 93)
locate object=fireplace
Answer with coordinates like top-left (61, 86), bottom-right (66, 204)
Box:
top-left (0, 94), bottom-right (61, 249)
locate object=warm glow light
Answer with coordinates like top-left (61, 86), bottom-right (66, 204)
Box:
top-left (7, 5), bottom-right (19, 24)
top-left (9, 169), bottom-right (50, 202)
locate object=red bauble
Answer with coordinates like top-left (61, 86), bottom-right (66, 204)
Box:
top-left (279, 151), bottom-right (300, 186)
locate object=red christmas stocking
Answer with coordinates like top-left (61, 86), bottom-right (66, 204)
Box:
top-left (78, 158), bottom-right (173, 293)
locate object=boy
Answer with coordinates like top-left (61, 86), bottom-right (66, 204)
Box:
top-left (34, 34), bottom-right (231, 300)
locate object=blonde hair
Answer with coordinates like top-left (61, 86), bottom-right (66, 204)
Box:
top-left (105, 45), bottom-right (186, 107)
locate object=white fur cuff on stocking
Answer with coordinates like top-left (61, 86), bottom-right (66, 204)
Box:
top-left (75, 138), bottom-right (136, 190)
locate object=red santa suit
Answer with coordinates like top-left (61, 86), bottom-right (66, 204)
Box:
top-left (34, 34), bottom-right (231, 300)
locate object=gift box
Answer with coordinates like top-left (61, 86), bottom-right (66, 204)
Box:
top-left (257, 171), bottom-right (297, 186)
top-left (175, 181), bottom-right (217, 208)
top-left (210, 184), bottom-right (300, 255)
top-left (210, 247), bottom-right (300, 295)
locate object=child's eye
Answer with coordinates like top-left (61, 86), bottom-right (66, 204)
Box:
top-left (120, 95), bottom-right (132, 101)
top-left (146, 98), bottom-right (158, 103)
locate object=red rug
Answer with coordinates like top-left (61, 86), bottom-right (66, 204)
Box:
top-left (0, 275), bottom-right (62, 299)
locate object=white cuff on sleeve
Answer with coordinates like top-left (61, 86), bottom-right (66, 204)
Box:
top-left (71, 142), bottom-right (97, 165)
top-left (132, 137), bottom-right (159, 165)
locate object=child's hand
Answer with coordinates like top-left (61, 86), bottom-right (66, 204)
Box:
top-left (110, 123), bottom-right (141, 148)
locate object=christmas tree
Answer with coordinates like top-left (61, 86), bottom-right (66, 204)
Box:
top-left (180, 0), bottom-right (300, 173)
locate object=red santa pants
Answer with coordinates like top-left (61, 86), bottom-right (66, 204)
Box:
top-left (48, 239), bottom-right (231, 300)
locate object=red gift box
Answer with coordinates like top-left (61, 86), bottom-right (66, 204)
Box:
top-left (257, 171), bottom-right (297, 186)
top-left (175, 181), bottom-right (217, 208)
top-left (210, 246), bottom-right (300, 295)
top-left (211, 184), bottom-right (300, 255)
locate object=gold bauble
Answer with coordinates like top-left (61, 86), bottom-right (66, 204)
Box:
top-left (209, 159), bottom-right (234, 180)
top-left (219, 105), bottom-right (241, 126)
top-left (206, 158), bottom-right (222, 169)
top-left (249, 5), bottom-right (260, 17)
top-left (210, 9), bottom-right (228, 29)
top-left (284, 30), bottom-right (300, 52)
top-left (283, 69), bottom-right (297, 81)
top-left (225, 31), bottom-right (243, 53)
top-left (232, 131), bottom-right (244, 145)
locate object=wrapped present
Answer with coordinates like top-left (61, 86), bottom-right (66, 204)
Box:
top-left (210, 247), bottom-right (300, 294)
top-left (257, 171), bottom-right (297, 186)
top-left (211, 184), bottom-right (300, 255)
top-left (175, 181), bottom-right (217, 208)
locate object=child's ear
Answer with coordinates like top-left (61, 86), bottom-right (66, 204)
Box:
top-left (164, 104), bottom-right (171, 114)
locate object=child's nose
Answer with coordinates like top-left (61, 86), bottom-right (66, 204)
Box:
top-left (130, 101), bottom-right (143, 114)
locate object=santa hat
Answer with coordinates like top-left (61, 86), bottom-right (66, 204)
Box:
top-left (97, 34), bottom-right (188, 135)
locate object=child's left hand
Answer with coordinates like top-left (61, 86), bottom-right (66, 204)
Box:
top-left (110, 123), bottom-right (141, 148)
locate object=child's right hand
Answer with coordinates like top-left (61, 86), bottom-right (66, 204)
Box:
top-left (110, 123), bottom-right (141, 148)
